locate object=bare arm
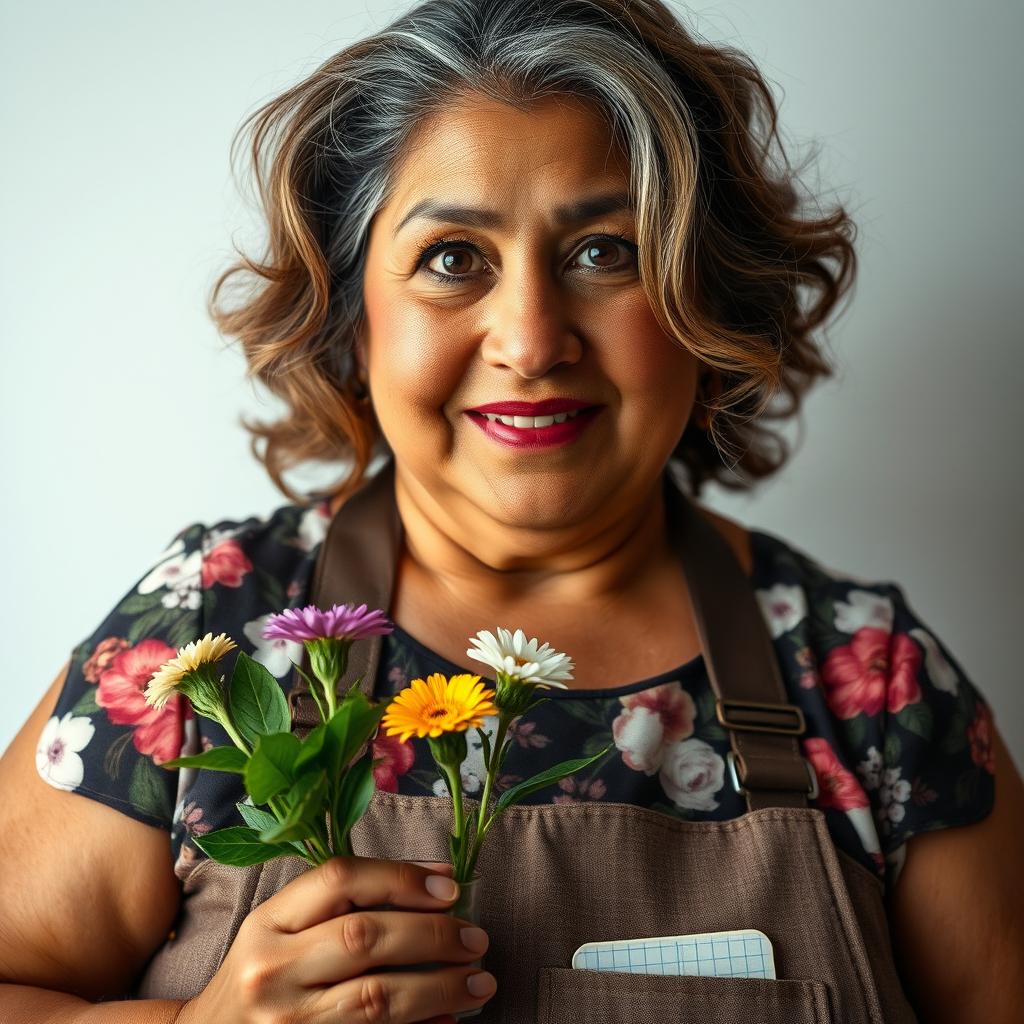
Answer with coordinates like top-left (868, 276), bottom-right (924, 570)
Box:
top-left (888, 719), bottom-right (1024, 1023)
top-left (0, 663), bottom-right (188, 1023)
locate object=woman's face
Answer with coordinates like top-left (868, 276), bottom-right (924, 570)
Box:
top-left (357, 93), bottom-right (700, 536)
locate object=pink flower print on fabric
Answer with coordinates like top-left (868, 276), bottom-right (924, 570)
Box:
top-left (658, 738), bottom-right (725, 811)
top-left (83, 636), bottom-right (130, 684)
top-left (820, 627), bottom-right (922, 720)
top-left (804, 736), bottom-right (883, 871)
top-left (506, 719), bottom-right (552, 749)
top-left (371, 732), bottom-right (416, 793)
top-left (612, 681), bottom-right (695, 775)
top-left (967, 701), bottom-right (997, 774)
top-left (96, 638), bottom-right (192, 765)
top-left (262, 603), bottom-right (393, 643)
top-left (552, 776), bottom-right (608, 804)
top-left (201, 539), bottom-right (253, 589)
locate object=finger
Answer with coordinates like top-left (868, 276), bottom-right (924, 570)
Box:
top-left (410, 861), bottom-right (454, 874)
top-left (311, 964), bottom-right (496, 1024)
top-left (293, 908), bottom-right (488, 987)
top-left (257, 856), bottom-right (461, 934)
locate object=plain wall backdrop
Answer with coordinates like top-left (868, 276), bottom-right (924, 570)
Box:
top-left (2, 1), bottom-right (1022, 765)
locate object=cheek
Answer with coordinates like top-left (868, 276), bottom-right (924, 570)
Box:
top-left (365, 302), bottom-right (471, 428)
top-left (598, 306), bottom-right (697, 426)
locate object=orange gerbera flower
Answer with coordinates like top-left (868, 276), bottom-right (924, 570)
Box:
top-left (381, 672), bottom-right (497, 744)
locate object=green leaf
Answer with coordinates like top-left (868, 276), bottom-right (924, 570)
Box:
top-left (325, 694), bottom-right (387, 775)
top-left (581, 732), bottom-right (613, 759)
top-left (843, 714), bottom-right (868, 749)
top-left (940, 713), bottom-right (969, 755)
top-left (245, 732), bottom-right (302, 804)
top-left (294, 721), bottom-right (329, 775)
top-left (163, 745), bottom-right (249, 773)
top-left (70, 687), bottom-right (101, 716)
top-left (229, 652), bottom-right (291, 746)
top-left (884, 732), bottom-right (902, 767)
top-left (168, 615), bottom-right (203, 651)
top-left (476, 725), bottom-right (492, 770)
top-left (128, 758), bottom-right (174, 821)
top-left (236, 801), bottom-right (308, 857)
top-left (258, 771), bottom-right (328, 844)
top-left (193, 826), bottom-right (297, 866)
top-left (897, 703), bottom-right (934, 742)
top-left (127, 607), bottom-right (173, 646)
top-left (333, 755), bottom-right (377, 846)
top-left (116, 591), bottom-right (167, 615)
top-left (495, 745), bottom-right (613, 814)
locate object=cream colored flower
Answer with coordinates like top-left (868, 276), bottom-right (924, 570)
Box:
top-left (145, 632), bottom-right (237, 709)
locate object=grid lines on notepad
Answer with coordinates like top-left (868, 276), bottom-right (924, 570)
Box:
top-left (577, 934), bottom-right (770, 978)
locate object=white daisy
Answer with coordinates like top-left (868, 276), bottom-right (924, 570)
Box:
top-left (466, 627), bottom-right (574, 688)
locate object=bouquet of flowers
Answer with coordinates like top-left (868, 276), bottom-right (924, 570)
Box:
top-left (145, 606), bottom-right (610, 879)
top-left (145, 604), bottom-right (393, 866)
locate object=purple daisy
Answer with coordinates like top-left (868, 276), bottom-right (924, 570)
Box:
top-left (262, 603), bottom-right (393, 643)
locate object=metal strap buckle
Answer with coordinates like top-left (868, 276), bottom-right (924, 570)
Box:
top-left (725, 750), bottom-right (819, 800)
top-left (715, 698), bottom-right (807, 736)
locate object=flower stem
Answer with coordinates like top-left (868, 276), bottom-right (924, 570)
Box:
top-left (442, 762), bottom-right (467, 876)
top-left (217, 712), bottom-right (252, 757)
top-left (474, 713), bottom-right (511, 850)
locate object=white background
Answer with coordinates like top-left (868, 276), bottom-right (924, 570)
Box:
top-left (3, 1), bottom-right (1021, 760)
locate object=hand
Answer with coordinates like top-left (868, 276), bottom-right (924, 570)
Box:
top-left (177, 856), bottom-right (496, 1024)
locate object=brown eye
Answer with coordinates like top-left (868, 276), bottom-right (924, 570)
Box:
top-left (437, 250), bottom-right (474, 274)
top-left (575, 238), bottom-right (634, 271)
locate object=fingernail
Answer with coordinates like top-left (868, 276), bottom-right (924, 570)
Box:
top-left (466, 971), bottom-right (496, 998)
top-left (460, 926), bottom-right (489, 953)
top-left (426, 875), bottom-right (459, 900)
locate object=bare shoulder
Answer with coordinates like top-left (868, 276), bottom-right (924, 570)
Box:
top-left (693, 503), bottom-right (754, 577)
top-left (887, 721), bottom-right (1024, 1021)
top-left (0, 663), bottom-right (182, 1000)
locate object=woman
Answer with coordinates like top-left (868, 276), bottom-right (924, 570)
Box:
top-left (2, 0), bottom-right (1021, 1021)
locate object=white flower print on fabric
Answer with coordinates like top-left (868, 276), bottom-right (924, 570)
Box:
top-left (845, 805), bottom-right (883, 864)
top-left (243, 613), bottom-right (303, 678)
top-left (658, 738), bottom-right (725, 811)
top-left (833, 589), bottom-right (894, 635)
top-left (202, 525), bottom-right (246, 551)
top-left (856, 745), bottom-right (884, 791)
top-left (137, 537), bottom-right (203, 610)
top-left (35, 712), bottom-right (96, 790)
top-left (755, 583), bottom-right (807, 639)
top-left (296, 505), bottom-right (330, 553)
top-left (908, 627), bottom-right (959, 696)
top-left (172, 715), bottom-right (203, 822)
top-left (877, 766), bottom-right (912, 835)
top-left (431, 714), bottom-right (500, 797)
top-left (612, 704), bottom-right (667, 775)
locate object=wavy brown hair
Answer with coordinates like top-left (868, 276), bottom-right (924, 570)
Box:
top-left (209, 0), bottom-right (856, 505)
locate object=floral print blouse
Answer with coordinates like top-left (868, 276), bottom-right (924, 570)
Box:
top-left (35, 495), bottom-right (997, 894)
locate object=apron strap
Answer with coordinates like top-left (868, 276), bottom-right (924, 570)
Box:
top-left (663, 474), bottom-right (814, 810)
top-left (287, 459), bottom-right (401, 729)
top-left (289, 460), bottom-right (816, 810)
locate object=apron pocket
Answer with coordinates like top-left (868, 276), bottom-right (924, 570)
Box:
top-left (537, 966), bottom-right (833, 1023)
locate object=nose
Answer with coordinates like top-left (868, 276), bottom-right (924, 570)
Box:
top-left (478, 264), bottom-right (583, 378)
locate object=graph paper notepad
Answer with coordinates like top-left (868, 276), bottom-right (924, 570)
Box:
top-left (571, 928), bottom-right (776, 980)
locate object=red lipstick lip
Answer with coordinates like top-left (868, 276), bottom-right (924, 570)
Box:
top-left (468, 399), bottom-right (599, 416)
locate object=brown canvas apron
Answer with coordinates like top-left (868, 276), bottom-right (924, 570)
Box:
top-left (133, 461), bottom-right (919, 1022)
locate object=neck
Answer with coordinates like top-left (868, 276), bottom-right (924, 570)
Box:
top-left (388, 464), bottom-right (677, 612)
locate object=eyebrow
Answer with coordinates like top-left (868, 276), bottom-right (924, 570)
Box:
top-left (392, 191), bottom-right (634, 239)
